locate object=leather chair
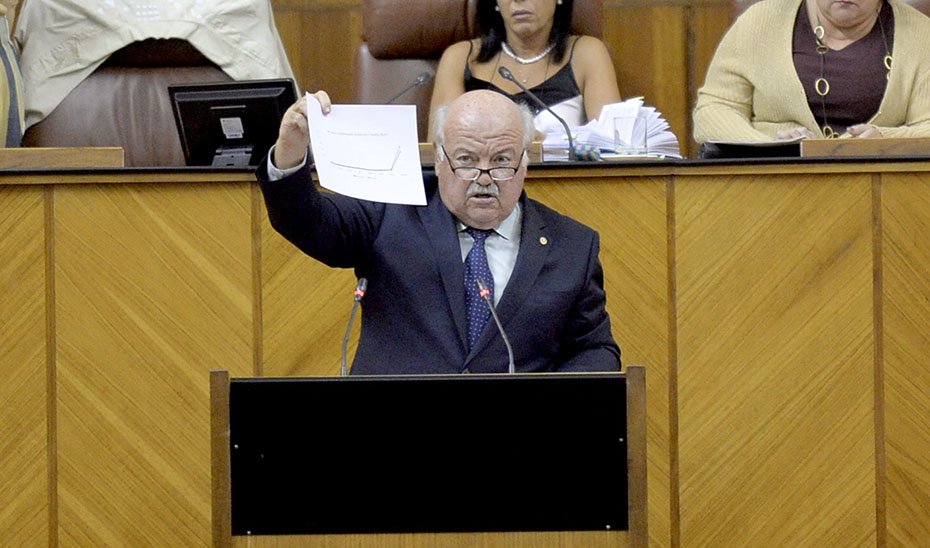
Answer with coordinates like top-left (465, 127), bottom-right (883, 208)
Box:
top-left (731, 0), bottom-right (930, 21)
top-left (355, 0), bottom-right (604, 142)
top-left (21, 38), bottom-right (232, 166)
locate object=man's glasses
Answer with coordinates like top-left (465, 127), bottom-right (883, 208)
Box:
top-left (442, 146), bottom-right (523, 182)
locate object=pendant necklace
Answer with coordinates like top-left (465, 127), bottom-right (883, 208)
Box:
top-left (813, 8), bottom-right (892, 138)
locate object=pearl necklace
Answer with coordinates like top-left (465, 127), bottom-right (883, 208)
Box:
top-left (501, 42), bottom-right (554, 64)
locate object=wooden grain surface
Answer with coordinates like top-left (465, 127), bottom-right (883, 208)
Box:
top-left (675, 173), bottom-right (876, 546)
top-left (4, 162), bottom-right (930, 546)
top-left (52, 182), bottom-right (255, 545)
top-left (0, 147), bottom-right (124, 169)
top-left (802, 138), bottom-right (930, 158)
top-left (0, 185), bottom-right (48, 547)
top-left (880, 174), bottom-right (930, 546)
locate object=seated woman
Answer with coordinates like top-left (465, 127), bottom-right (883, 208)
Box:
top-left (428, 0), bottom-right (620, 138)
top-left (693, 0), bottom-right (930, 144)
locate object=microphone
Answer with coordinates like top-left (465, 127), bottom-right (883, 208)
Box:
top-left (341, 277), bottom-right (368, 376)
top-left (498, 66), bottom-right (587, 162)
top-left (385, 71), bottom-right (434, 104)
top-left (476, 278), bottom-right (515, 374)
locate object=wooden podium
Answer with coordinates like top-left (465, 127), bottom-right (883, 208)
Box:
top-left (210, 366), bottom-right (647, 548)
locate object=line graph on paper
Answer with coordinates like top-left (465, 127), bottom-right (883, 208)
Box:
top-left (328, 143), bottom-right (403, 173)
top-left (305, 97), bottom-right (426, 205)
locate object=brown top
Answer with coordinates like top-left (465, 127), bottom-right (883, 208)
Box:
top-left (793, 1), bottom-right (894, 134)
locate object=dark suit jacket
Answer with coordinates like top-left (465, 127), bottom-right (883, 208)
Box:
top-left (258, 160), bottom-right (620, 374)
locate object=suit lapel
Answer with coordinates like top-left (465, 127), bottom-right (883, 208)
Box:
top-left (416, 187), bottom-right (469, 349)
top-left (495, 195), bottom-right (549, 325)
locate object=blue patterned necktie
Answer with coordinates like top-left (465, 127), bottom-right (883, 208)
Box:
top-left (464, 227), bottom-right (494, 351)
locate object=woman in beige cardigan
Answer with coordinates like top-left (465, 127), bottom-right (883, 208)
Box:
top-left (693, 0), bottom-right (930, 145)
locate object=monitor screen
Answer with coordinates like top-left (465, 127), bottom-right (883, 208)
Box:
top-left (168, 78), bottom-right (297, 167)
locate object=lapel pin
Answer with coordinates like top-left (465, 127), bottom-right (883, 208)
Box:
top-left (539, 236), bottom-right (548, 245)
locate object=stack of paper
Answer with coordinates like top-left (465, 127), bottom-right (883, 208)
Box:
top-left (542, 97), bottom-right (682, 161)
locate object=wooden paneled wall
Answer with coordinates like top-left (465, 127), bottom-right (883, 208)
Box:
top-left (4, 162), bottom-right (930, 547)
top-left (0, 180), bottom-right (47, 547)
top-left (1, 173), bottom-right (256, 548)
top-left (270, 0), bottom-right (735, 158)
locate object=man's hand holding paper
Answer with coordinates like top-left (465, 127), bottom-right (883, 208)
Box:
top-left (304, 92), bottom-right (426, 205)
top-left (273, 91), bottom-right (331, 170)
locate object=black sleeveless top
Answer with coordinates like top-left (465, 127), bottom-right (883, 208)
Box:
top-left (463, 38), bottom-right (582, 116)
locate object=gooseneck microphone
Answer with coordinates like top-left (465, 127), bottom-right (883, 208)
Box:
top-left (476, 278), bottom-right (515, 374)
top-left (385, 71), bottom-right (434, 104)
top-left (498, 66), bottom-right (580, 162)
top-left (341, 277), bottom-right (368, 376)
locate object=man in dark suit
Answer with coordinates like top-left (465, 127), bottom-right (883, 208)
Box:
top-left (258, 89), bottom-right (620, 374)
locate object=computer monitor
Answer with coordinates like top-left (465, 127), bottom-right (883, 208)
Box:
top-left (168, 78), bottom-right (297, 167)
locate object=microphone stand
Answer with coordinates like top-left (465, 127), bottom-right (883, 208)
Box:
top-left (498, 66), bottom-right (580, 162)
top-left (341, 278), bottom-right (368, 376)
top-left (476, 278), bottom-right (515, 374)
top-left (385, 71), bottom-right (434, 104)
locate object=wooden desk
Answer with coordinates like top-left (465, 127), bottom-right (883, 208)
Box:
top-left (0, 147), bottom-right (124, 168)
top-left (2, 159), bottom-right (929, 547)
top-left (802, 137), bottom-right (930, 158)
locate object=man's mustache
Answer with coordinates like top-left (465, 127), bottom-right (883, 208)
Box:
top-left (465, 182), bottom-right (500, 197)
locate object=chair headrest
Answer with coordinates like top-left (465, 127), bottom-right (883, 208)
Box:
top-left (363, 0), bottom-right (603, 59)
top-left (363, 0), bottom-right (474, 58)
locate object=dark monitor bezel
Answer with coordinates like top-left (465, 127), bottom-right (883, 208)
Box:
top-left (168, 78), bottom-right (297, 167)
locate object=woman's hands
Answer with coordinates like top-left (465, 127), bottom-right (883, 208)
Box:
top-left (775, 126), bottom-right (816, 140)
top-left (845, 123), bottom-right (882, 138)
top-left (775, 123), bottom-right (882, 140)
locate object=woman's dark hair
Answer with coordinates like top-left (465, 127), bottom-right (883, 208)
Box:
top-left (474, 0), bottom-right (574, 64)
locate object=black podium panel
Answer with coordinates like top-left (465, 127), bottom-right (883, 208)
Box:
top-left (229, 373), bottom-right (628, 535)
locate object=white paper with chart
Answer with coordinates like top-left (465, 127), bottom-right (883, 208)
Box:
top-left (305, 93), bottom-right (426, 205)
